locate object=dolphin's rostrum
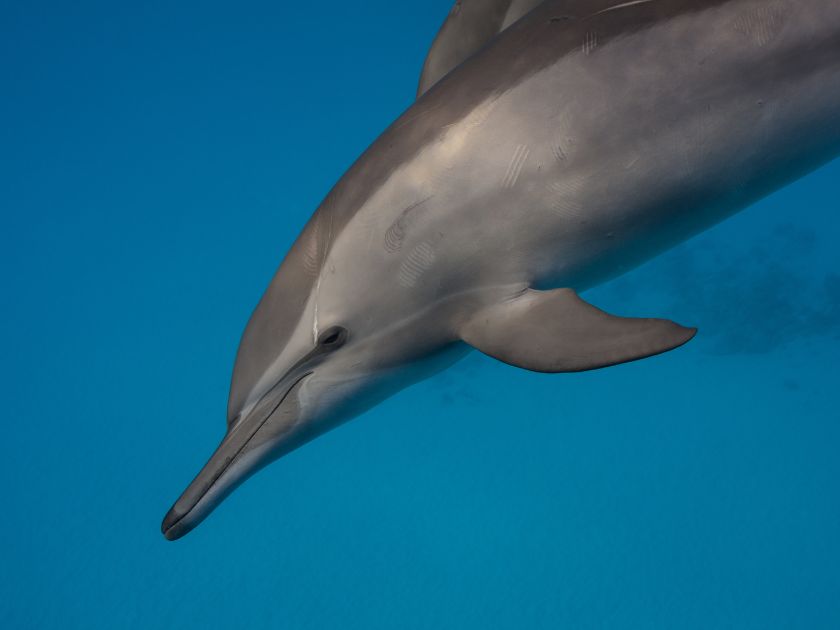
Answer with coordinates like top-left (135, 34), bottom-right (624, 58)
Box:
top-left (163, 0), bottom-right (840, 539)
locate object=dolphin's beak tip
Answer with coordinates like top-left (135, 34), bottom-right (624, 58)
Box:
top-left (161, 506), bottom-right (187, 541)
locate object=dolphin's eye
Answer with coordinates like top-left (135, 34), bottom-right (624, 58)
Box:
top-left (318, 326), bottom-right (347, 349)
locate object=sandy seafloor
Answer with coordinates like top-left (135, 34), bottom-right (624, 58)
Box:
top-left (2, 1), bottom-right (839, 628)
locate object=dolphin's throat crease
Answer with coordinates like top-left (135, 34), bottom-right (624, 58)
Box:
top-left (162, 0), bottom-right (840, 540)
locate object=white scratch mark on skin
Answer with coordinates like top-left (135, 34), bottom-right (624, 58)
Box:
top-left (591, 0), bottom-right (655, 16)
top-left (733, 3), bottom-right (786, 47)
top-left (383, 220), bottom-right (405, 254)
top-left (384, 195), bottom-right (434, 253)
top-left (502, 144), bottom-right (530, 189)
top-left (302, 221), bottom-right (322, 277)
top-left (551, 114), bottom-right (577, 163)
top-left (398, 242), bottom-right (436, 288)
top-left (546, 175), bottom-right (588, 218)
top-left (392, 102), bottom-right (445, 132)
top-left (582, 31), bottom-right (599, 55)
top-left (462, 94), bottom-right (500, 130)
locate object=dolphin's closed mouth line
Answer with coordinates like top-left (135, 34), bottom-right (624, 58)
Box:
top-left (163, 371), bottom-right (313, 536)
top-left (591, 0), bottom-right (656, 17)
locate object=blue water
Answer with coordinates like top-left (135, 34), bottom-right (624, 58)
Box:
top-left (3, 1), bottom-right (840, 628)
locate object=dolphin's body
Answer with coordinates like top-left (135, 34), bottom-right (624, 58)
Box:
top-left (162, 0), bottom-right (840, 540)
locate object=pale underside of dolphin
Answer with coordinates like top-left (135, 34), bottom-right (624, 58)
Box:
top-left (162, 0), bottom-right (840, 540)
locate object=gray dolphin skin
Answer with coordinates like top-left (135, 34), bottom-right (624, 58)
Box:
top-left (162, 0), bottom-right (840, 540)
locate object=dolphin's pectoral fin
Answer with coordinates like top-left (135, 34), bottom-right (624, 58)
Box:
top-left (459, 288), bottom-right (696, 373)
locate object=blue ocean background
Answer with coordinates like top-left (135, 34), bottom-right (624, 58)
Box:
top-left (3, 1), bottom-right (839, 628)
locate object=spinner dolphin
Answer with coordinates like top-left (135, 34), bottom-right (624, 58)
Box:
top-left (162, 0), bottom-right (840, 539)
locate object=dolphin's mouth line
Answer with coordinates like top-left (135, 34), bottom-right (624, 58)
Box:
top-left (163, 371), bottom-right (313, 537)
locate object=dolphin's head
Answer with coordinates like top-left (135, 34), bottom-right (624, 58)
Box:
top-left (161, 208), bottom-right (464, 540)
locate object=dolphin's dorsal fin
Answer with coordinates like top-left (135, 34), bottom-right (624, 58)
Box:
top-left (417, 0), bottom-right (546, 97)
top-left (459, 288), bottom-right (696, 372)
